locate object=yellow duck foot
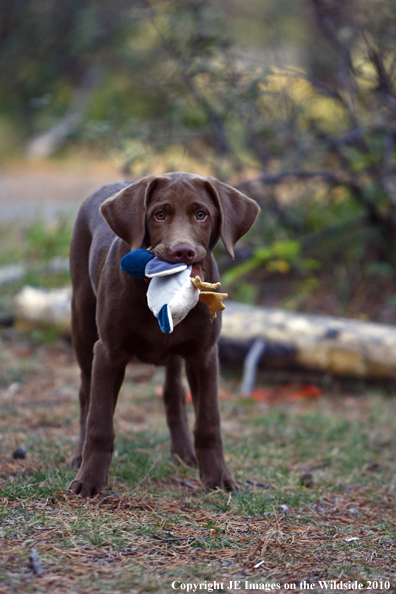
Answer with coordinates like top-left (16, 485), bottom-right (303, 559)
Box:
top-left (191, 276), bottom-right (228, 318)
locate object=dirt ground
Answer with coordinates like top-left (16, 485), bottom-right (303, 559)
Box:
top-left (1, 327), bottom-right (396, 593)
top-left (0, 159), bottom-right (121, 221)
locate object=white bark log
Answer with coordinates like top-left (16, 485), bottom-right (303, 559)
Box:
top-left (13, 287), bottom-right (396, 379)
top-left (222, 302), bottom-right (396, 379)
top-left (14, 286), bottom-right (72, 333)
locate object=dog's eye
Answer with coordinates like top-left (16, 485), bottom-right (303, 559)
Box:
top-left (196, 211), bottom-right (207, 221)
top-left (155, 211), bottom-right (166, 221)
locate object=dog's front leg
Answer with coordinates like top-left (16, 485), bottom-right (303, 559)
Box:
top-left (186, 346), bottom-right (236, 491)
top-left (69, 340), bottom-right (127, 497)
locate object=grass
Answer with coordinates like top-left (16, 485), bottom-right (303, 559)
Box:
top-left (1, 328), bottom-right (396, 593)
top-left (0, 217), bottom-right (73, 267)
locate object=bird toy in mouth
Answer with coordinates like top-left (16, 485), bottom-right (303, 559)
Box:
top-left (120, 249), bottom-right (227, 333)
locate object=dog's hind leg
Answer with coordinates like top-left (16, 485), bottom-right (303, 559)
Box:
top-left (186, 347), bottom-right (236, 491)
top-left (70, 218), bottom-right (99, 469)
top-left (70, 285), bottom-right (98, 468)
top-left (163, 356), bottom-right (196, 466)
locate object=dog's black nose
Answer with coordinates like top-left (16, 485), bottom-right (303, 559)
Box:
top-left (170, 243), bottom-right (196, 264)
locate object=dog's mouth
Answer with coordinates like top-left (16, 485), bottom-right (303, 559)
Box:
top-left (191, 263), bottom-right (204, 280)
top-left (151, 245), bottom-right (205, 280)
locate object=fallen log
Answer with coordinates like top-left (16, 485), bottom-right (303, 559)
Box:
top-left (220, 302), bottom-right (396, 379)
top-left (0, 258), bottom-right (70, 286)
top-left (13, 286), bottom-right (396, 379)
top-left (14, 286), bottom-right (72, 333)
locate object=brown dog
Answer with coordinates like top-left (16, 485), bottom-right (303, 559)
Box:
top-left (68, 172), bottom-right (259, 497)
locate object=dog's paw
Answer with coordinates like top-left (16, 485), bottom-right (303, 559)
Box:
top-left (68, 450), bottom-right (112, 497)
top-left (68, 478), bottom-right (105, 498)
top-left (195, 447), bottom-right (236, 491)
top-left (68, 457), bottom-right (109, 497)
top-left (201, 470), bottom-right (237, 492)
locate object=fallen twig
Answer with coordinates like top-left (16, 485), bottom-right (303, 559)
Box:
top-left (246, 478), bottom-right (271, 489)
top-left (153, 532), bottom-right (209, 542)
top-left (153, 534), bottom-right (190, 542)
top-left (171, 478), bottom-right (199, 490)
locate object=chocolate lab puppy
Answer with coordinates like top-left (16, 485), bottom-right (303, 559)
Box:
top-left (68, 172), bottom-right (259, 497)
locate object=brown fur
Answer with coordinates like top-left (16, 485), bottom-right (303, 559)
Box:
top-left (68, 172), bottom-right (259, 497)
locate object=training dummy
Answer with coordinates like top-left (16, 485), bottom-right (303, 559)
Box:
top-left (120, 249), bottom-right (227, 334)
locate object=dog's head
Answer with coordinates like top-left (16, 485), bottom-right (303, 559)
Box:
top-left (100, 172), bottom-right (260, 269)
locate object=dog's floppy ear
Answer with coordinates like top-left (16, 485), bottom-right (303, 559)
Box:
top-left (100, 176), bottom-right (158, 249)
top-left (205, 177), bottom-right (260, 259)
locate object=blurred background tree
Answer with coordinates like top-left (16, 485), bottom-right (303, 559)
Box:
top-left (1, 0), bottom-right (396, 319)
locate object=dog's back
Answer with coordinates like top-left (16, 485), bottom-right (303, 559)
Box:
top-left (70, 182), bottom-right (131, 297)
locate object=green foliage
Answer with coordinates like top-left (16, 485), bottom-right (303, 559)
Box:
top-left (223, 240), bottom-right (321, 284)
top-left (232, 280), bottom-right (259, 304)
top-left (25, 216), bottom-right (72, 262)
top-left (0, 0), bottom-right (136, 131)
top-left (2, 0), bottom-right (396, 305)
top-left (365, 262), bottom-right (394, 278)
